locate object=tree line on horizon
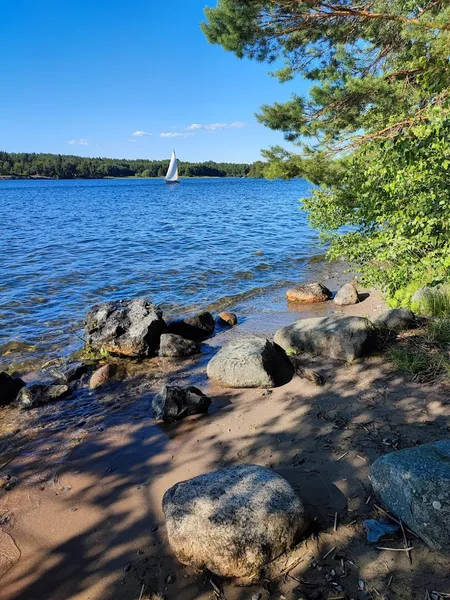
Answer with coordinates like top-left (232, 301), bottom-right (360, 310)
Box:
top-left (0, 151), bottom-right (266, 179)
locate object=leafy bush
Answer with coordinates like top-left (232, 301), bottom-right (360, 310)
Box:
top-left (302, 113), bottom-right (450, 298)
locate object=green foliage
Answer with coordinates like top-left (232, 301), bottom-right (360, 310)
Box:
top-left (0, 151), bottom-right (265, 180)
top-left (302, 114), bottom-right (450, 296)
top-left (203, 1), bottom-right (450, 297)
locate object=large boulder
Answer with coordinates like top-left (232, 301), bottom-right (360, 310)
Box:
top-left (152, 385), bottom-right (211, 422)
top-left (163, 465), bottom-right (307, 578)
top-left (167, 312), bottom-right (215, 341)
top-left (0, 372), bottom-right (25, 406)
top-left (370, 440), bottom-right (450, 550)
top-left (286, 282), bottom-right (332, 303)
top-left (17, 384), bottom-right (70, 409)
top-left (274, 316), bottom-right (375, 362)
top-left (85, 298), bottom-right (166, 357)
top-left (207, 337), bottom-right (294, 388)
top-left (334, 283), bottom-right (359, 306)
top-left (158, 333), bottom-right (200, 358)
top-left (373, 308), bottom-right (416, 332)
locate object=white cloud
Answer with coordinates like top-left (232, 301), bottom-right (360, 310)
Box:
top-left (132, 130), bottom-right (154, 137)
top-left (185, 122), bottom-right (246, 131)
top-left (160, 132), bottom-right (192, 138)
top-left (128, 138), bottom-right (137, 142)
top-left (68, 139), bottom-right (88, 145)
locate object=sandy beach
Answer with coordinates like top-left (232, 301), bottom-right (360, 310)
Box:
top-left (1, 266), bottom-right (450, 600)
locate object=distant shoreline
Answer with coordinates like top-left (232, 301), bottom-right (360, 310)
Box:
top-left (0, 175), bottom-right (255, 181)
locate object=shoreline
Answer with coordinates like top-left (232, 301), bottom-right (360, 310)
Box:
top-left (2, 269), bottom-right (450, 600)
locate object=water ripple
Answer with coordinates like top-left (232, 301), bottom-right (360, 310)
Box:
top-left (0, 177), bottom-right (318, 365)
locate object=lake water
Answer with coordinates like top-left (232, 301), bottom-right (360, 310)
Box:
top-left (0, 177), bottom-right (320, 366)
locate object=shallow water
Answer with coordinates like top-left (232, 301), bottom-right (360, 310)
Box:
top-left (0, 177), bottom-right (317, 365)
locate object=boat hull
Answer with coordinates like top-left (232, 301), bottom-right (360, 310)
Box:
top-left (164, 180), bottom-right (180, 184)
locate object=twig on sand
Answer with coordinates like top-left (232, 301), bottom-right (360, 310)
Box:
top-left (373, 503), bottom-right (419, 537)
top-left (399, 517), bottom-right (412, 564)
top-left (357, 454), bottom-right (367, 462)
top-left (432, 593), bottom-right (450, 598)
top-left (138, 584), bottom-right (145, 600)
top-left (377, 546), bottom-right (415, 552)
top-left (209, 579), bottom-right (222, 598)
top-left (322, 546), bottom-right (336, 559)
top-left (334, 512), bottom-right (338, 532)
top-left (337, 451), bottom-right (349, 461)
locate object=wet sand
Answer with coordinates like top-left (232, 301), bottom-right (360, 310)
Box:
top-left (1, 268), bottom-right (450, 600)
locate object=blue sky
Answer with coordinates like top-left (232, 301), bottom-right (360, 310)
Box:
top-left (0, 0), bottom-right (308, 163)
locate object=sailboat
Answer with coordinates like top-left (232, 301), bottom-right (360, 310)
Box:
top-left (165, 149), bottom-right (179, 184)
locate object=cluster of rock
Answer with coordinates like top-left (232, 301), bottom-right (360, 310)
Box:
top-left (286, 281), bottom-right (360, 306)
top-left (1, 298), bottom-right (239, 411)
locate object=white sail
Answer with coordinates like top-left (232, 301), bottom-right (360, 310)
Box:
top-left (165, 150), bottom-right (179, 182)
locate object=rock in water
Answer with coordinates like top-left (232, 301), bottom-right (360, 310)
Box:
top-left (217, 312), bottom-right (238, 327)
top-left (207, 337), bottom-right (294, 388)
top-left (167, 312), bottom-right (215, 341)
top-left (334, 283), bottom-right (359, 306)
top-left (85, 298), bottom-right (166, 357)
top-left (41, 359), bottom-right (87, 383)
top-left (17, 384), bottom-right (70, 409)
top-left (370, 440), bottom-right (450, 550)
top-left (373, 308), bottom-right (416, 332)
top-left (152, 385), bottom-right (211, 422)
top-left (158, 333), bottom-right (200, 358)
top-left (162, 465), bottom-right (307, 578)
top-left (0, 372), bottom-right (25, 406)
top-left (89, 364), bottom-right (114, 389)
top-left (286, 283), bottom-right (332, 303)
top-left (274, 316), bottom-right (375, 362)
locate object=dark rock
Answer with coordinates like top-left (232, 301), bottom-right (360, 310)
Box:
top-left (334, 283), bottom-right (359, 306)
top-left (289, 357), bottom-right (324, 386)
top-left (89, 364), bottom-right (115, 389)
top-left (207, 336), bottom-right (294, 388)
top-left (274, 316), bottom-right (375, 362)
top-left (217, 312), bottom-right (238, 327)
top-left (0, 372), bottom-right (25, 406)
top-left (17, 384), bottom-right (70, 409)
top-left (286, 282), bottom-right (332, 303)
top-left (41, 359), bottom-right (87, 383)
top-left (85, 298), bottom-right (166, 357)
top-left (370, 440), bottom-right (450, 550)
top-left (373, 308), bottom-right (416, 332)
top-left (158, 334), bottom-right (200, 358)
top-left (162, 465), bottom-right (307, 578)
top-left (152, 385), bottom-right (211, 422)
top-left (167, 311), bottom-right (215, 341)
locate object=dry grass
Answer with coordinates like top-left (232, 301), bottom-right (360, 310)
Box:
top-left (388, 317), bottom-right (450, 382)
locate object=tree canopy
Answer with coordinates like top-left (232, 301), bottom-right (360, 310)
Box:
top-left (203, 1), bottom-right (450, 299)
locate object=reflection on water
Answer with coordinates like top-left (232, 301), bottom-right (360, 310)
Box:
top-left (0, 177), bottom-right (317, 367)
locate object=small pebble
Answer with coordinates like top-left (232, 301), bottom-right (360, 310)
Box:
top-left (251, 594), bottom-right (262, 600)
